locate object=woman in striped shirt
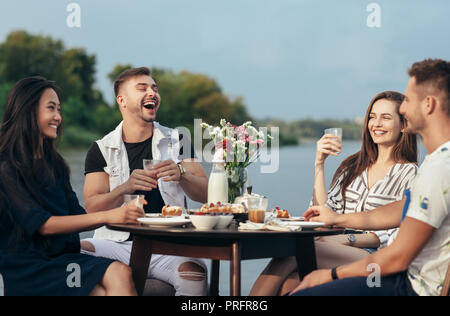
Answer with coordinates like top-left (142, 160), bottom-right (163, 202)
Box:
top-left (250, 91), bottom-right (418, 296)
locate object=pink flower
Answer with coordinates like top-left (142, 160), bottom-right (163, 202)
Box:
top-left (250, 139), bottom-right (264, 146)
top-left (216, 139), bottom-right (233, 153)
top-left (236, 126), bottom-right (249, 142)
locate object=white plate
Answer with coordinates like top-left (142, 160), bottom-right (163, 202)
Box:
top-left (137, 217), bottom-right (191, 227)
top-left (286, 221), bottom-right (324, 228)
top-left (145, 213), bottom-right (187, 219)
top-left (279, 217), bottom-right (305, 222)
top-left (145, 213), bottom-right (163, 218)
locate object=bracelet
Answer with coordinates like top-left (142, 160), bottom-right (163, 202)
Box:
top-left (331, 267), bottom-right (339, 280)
top-left (177, 162), bottom-right (186, 180)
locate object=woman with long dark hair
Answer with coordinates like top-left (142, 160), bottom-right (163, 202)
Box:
top-left (250, 91), bottom-right (418, 296)
top-left (0, 77), bottom-right (145, 296)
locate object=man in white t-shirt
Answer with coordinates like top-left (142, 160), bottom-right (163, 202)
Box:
top-left (291, 59), bottom-right (450, 296)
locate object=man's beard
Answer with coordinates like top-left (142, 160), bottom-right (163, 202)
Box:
top-left (142, 116), bottom-right (155, 123)
top-left (140, 97), bottom-right (159, 123)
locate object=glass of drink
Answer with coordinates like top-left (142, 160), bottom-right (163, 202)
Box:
top-left (324, 128), bottom-right (342, 144)
top-left (324, 128), bottom-right (342, 154)
top-left (143, 159), bottom-right (162, 170)
top-left (124, 194), bottom-right (145, 210)
top-left (247, 196), bottom-right (267, 224)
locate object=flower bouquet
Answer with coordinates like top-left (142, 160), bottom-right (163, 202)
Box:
top-left (201, 119), bottom-right (271, 203)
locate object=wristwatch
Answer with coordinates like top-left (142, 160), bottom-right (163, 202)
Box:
top-left (347, 234), bottom-right (356, 246)
top-left (177, 162), bottom-right (186, 180)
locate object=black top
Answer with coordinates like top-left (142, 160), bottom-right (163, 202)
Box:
top-left (0, 156), bottom-right (114, 296)
top-left (0, 158), bottom-right (83, 255)
top-left (85, 134), bottom-right (195, 214)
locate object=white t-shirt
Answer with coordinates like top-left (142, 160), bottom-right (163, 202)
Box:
top-left (406, 141), bottom-right (450, 296)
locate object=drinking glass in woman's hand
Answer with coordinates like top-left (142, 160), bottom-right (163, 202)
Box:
top-left (324, 128), bottom-right (342, 143)
top-left (315, 133), bottom-right (342, 165)
top-left (124, 194), bottom-right (145, 210)
top-left (108, 196), bottom-right (147, 225)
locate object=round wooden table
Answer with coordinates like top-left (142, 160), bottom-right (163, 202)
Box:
top-left (107, 223), bottom-right (347, 296)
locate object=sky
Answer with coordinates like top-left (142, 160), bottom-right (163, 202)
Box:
top-left (1, 0), bottom-right (450, 121)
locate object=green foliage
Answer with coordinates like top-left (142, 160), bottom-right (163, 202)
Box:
top-left (0, 31), bottom-right (101, 107)
top-left (0, 30), bottom-right (359, 150)
top-left (62, 96), bottom-right (93, 129)
top-left (0, 31), bottom-right (117, 147)
top-left (0, 82), bottom-right (14, 119)
top-left (60, 125), bottom-right (101, 149)
top-left (0, 29), bottom-right (256, 149)
top-left (91, 103), bottom-right (123, 135)
top-left (153, 69), bottom-right (253, 131)
top-left (0, 31), bottom-right (64, 83)
top-left (60, 48), bottom-right (101, 107)
top-left (259, 118), bottom-right (363, 144)
top-left (107, 63), bottom-right (133, 85)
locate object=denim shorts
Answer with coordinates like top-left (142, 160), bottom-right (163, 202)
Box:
top-left (292, 271), bottom-right (418, 296)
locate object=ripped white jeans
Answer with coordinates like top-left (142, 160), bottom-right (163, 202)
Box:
top-left (81, 238), bottom-right (207, 296)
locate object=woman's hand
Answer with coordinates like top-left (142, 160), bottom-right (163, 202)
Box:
top-left (315, 135), bottom-right (342, 166)
top-left (304, 205), bottom-right (338, 226)
top-left (290, 269), bottom-right (333, 295)
top-left (105, 201), bottom-right (146, 225)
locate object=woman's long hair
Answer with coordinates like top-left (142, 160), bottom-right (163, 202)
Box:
top-left (0, 77), bottom-right (69, 248)
top-left (331, 91), bottom-right (417, 204)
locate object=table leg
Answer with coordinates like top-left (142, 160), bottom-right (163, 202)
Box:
top-left (130, 235), bottom-right (153, 296)
top-left (295, 236), bottom-right (317, 279)
top-left (230, 241), bottom-right (241, 296)
top-left (210, 260), bottom-right (220, 296)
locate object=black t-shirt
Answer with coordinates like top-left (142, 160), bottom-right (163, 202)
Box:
top-left (84, 134), bottom-right (195, 214)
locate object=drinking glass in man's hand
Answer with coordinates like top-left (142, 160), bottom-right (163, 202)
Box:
top-left (143, 159), bottom-right (162, 170)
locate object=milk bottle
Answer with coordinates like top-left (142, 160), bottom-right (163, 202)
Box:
top-left (208, 160), bottom-right (228, 205)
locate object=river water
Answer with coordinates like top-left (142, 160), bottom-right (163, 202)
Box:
top-left (61, 140), bottom-right (427, 296)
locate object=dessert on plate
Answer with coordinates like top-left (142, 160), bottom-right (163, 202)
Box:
top-left (162, 205), bottom-right (183, 217)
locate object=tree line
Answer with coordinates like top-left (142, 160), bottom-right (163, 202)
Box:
top-left (259, 118), bottom-right (363, 145)
top-left (0, 31), bottom-right (362, 148)
top-left (0, 31), bottom-right (253, 148)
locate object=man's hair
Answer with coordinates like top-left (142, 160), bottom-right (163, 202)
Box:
top-left (408, 58), bottom-right (450, 116)
top-left (113, 67), bottom-right (152, 97)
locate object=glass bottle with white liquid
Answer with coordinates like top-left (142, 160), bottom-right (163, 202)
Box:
top-left (208, 160), bottom-right (228, 205)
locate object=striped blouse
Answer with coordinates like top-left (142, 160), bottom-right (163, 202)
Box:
top-left (325, 163), bottom-right (418, 248)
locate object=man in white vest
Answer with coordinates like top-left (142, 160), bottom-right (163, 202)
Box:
top-left (80, 67), bottom-right (209, 296)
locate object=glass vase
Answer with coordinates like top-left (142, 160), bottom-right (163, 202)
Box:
top-left (226, 166), bottom-right (248, 203)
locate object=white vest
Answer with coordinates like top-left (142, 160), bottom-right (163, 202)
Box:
top-left (93, 121), bottom-right (186, 241)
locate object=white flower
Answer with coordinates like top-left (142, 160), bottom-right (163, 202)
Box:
top-left (220, 119), bottom-right (227, 127)
top-left (258, 130), bottom-right (265, 139)
top-left (213, 148), bottom-right (224, 161)
top-left (235, 140), bottom-right (247, 163)
top-left (247, 126), bottom-right (260, 139)
top-left (210, 127), bottom-right (222, 138)
top-left (236, 140), bottom-right (246, 148)
top-left (243, 121), bottom-right (252, 128)
top-left (201, 123), bottom-right (212, 129)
